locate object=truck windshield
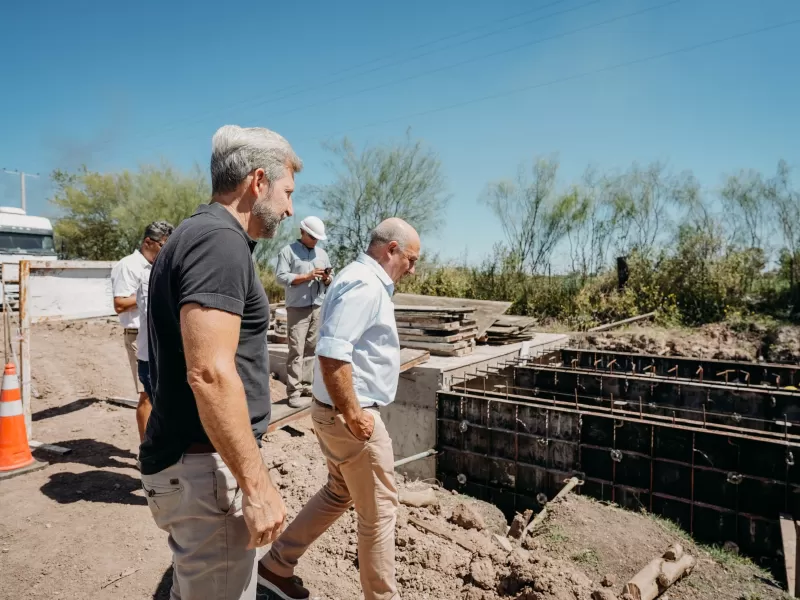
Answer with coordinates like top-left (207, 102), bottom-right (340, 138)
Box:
top-left (0, 232), bottom-right (55, 254)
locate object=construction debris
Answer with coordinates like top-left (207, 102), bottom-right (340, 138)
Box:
top-left (492, 534), bottom-right (513, 553)
top-left (450, 502), bottom-right (486, 531)
top-left (408, 516), bottom-right (477, 554)
top-left (399, 488), bottom-right (438, 508)
top-left (480, 315), bottom-right (538, 345)
top-left (508, 509), bottom-right (533, 539)
top-left (620, 545), bottom-right (696, 600)
top-left (523, 477), bottom-right (582, 538)
top-left (394, 305), bottom-right (478, 357)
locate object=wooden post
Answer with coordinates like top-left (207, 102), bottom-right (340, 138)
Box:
top-left (779, 514), bottom-right (800, 597)
top-left (617, 256), bottom-right (629, 290)
top-left (19, 260), bottom-right (31, 441)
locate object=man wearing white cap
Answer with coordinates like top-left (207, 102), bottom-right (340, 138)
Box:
top-left (275, 216), bottom-right (332, 408)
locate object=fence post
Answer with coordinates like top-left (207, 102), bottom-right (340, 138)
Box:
top-left (19, 260), bottom-right (31, 440)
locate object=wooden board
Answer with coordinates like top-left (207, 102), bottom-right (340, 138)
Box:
top-left (395, 314), bottom-right (461, 323)
top-left (400, 339), bottom-right (473, 356)
top-left (780, 513), bottom-right (800, 596)
top-left (399, 329), bottom-right (477, 344)
top-left (392, 293), bottom-right (512, 339)
top-left (400, 348), bottom-right (430, 372)
top-left (396, 320), bottom-right (461, 331)
top-left (268, 399), bottom-right (311, 432)
top-left (394, 305), bottom-right (476, 314)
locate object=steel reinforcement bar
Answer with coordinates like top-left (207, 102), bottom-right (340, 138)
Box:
top-left (554, 348), bottom-right (799, 388)
top-left (512, 364), bottom-right (800, 433)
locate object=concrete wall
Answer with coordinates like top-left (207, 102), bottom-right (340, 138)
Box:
top-left (266, 332), bottom-right (570, 482)
top-left (385, 333), bottom-right (570, 481)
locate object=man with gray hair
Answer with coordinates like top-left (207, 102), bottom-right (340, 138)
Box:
top-left (139, 125), bottom-right (302, 599)
top-left (260, 217), bottom-right (420, 600)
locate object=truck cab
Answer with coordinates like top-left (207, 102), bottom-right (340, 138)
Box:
top-left (0, 206), bottom-right (58, 309)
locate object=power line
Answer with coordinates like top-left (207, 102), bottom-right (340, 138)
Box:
top-left (142, 0), bottom-right (644, 155)
top-left (111, 0), bottom-right (601, 147)
top-left (296, 17), bottom-right (800, 145)
top-left (245, 1), bottom-right (681, 125)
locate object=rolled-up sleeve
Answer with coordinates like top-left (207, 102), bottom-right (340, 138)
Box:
top-left (275, 247), bottom-right (296, 287)
top-left (316, 280), bottom-right (377, 363)
top-left (112, 260), bottom-right (138, 298)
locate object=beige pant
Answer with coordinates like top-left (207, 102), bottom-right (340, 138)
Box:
top-left (286, 306), bottom-right (320, 399)
top-left (141, 453), bottom-right (257, 599)
top-left (123, 329), bottom-right (145, 394)
top-left (264, 402), bottom-right (400, 600)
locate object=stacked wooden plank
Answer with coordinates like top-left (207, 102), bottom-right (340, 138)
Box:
top-left (480, 315), bottom-right (538, 345)
top-left (394, 305), bottom-right (478, 357)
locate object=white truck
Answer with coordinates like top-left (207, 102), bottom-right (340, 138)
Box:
top-left (0, 206), bottom-right (58, 309)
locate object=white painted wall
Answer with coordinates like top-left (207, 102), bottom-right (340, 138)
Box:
top-left (26, 261), bottom-right (116, 323)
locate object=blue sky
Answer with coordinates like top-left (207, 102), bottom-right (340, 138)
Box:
top-left (1, 0), bottom-right (798, 265)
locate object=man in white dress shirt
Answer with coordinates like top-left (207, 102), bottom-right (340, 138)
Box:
top-left (110, 221), bottom-right (173, 440)
top-left (259, 217), bottom-right (419, 600)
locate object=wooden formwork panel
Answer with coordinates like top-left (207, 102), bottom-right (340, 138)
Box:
top-left (436, 390), bottom-right (800, 558)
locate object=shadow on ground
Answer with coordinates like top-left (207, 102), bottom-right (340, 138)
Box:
top-left (40, 470), bottom-right (146, 506)
top-left (152, 566), bottom-right (173, 600)
top-left (151, 564), bottom-right (277, 599)
top-left (32, 398), bottom-right (99, 422)
top-left (32, 438), bottom-right (137, 470)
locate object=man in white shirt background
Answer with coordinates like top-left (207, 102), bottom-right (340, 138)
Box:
top-left (260, 217), bottom-right (420, 600)
top-left (110, 220), bottom-right (173, 441)
top-left (275, 216), bottom-right (332, 408)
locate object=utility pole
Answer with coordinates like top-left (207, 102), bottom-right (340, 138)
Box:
top-left (1, 169), bottom-right (40, 213)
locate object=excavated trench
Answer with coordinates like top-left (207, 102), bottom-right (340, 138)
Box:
top-left (435, 348), bottom-right (800, 561)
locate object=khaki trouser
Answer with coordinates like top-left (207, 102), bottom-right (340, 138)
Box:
top-left (141, 453), bottom-right (257, 600)
top-left (286, 306), bottom-right (320, 399)
top-left (123, 329), bottom-right (145, 394)
top-left (264, 402), bottom-right (400, 600)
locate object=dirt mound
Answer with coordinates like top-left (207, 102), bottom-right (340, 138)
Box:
top-left (585, 322), bottom-right (800, 363)
top-left (260, 421), bottom-right (601, 600)
top-left (532, 495), bottom-right (786, 600)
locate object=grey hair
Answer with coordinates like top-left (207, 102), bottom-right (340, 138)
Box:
top-left (142, 220), bottom-right (174, 243)
top-left (210, 125), bottom-right (303, 194)
top-left (368, 219), bottom-right (411, 251)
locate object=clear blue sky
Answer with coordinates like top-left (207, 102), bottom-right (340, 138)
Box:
top-left (1, 0), bottom-right (798, 264)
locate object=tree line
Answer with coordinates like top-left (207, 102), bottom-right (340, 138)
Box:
top-left (48, 134), bottom-right (798, 324)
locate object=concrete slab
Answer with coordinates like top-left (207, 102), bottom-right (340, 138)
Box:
top-left (268, 343), bottom-right (289, 384)
top-left (0, 459), bottom-right (48, 481)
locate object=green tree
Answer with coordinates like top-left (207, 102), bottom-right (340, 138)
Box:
top-left (481, 156), bottom-right (581, 274)
top-left (50, 163), bottom-right (209, 260)
top-left (767, 160), bottom-right (800, 313)
top-left (305, 132), bottom-right (450, 265)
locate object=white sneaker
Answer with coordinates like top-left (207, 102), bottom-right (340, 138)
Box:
top-left (287, 395), bottom-right (312, 409)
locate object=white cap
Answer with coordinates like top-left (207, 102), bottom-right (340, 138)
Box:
top-left (300, 216), bottom-right (327, 241)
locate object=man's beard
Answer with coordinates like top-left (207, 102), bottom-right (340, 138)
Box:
top-left (252, 196), bottom-right (283, 239)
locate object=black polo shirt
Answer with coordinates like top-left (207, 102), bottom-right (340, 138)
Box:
top-left (139, 202), bottom-right (271, 475)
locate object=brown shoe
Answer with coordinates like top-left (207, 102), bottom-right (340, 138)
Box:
top-left (257, 563), bottom-right (310, 600)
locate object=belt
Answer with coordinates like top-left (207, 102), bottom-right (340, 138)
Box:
top-left (313, 397), bottom-right (378, 411)
top-left (123, 328), bottom-right (138, 334)
top-left (185, 442), bottom-right (216, 454)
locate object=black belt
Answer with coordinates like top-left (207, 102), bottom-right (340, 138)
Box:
top-left (185, 442), bottom-right (216, 454)
top-left (313, 398), bottom-right (378, 411)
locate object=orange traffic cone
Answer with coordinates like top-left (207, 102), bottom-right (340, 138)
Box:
top-left (0, 362), bottom-right (35, 473)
